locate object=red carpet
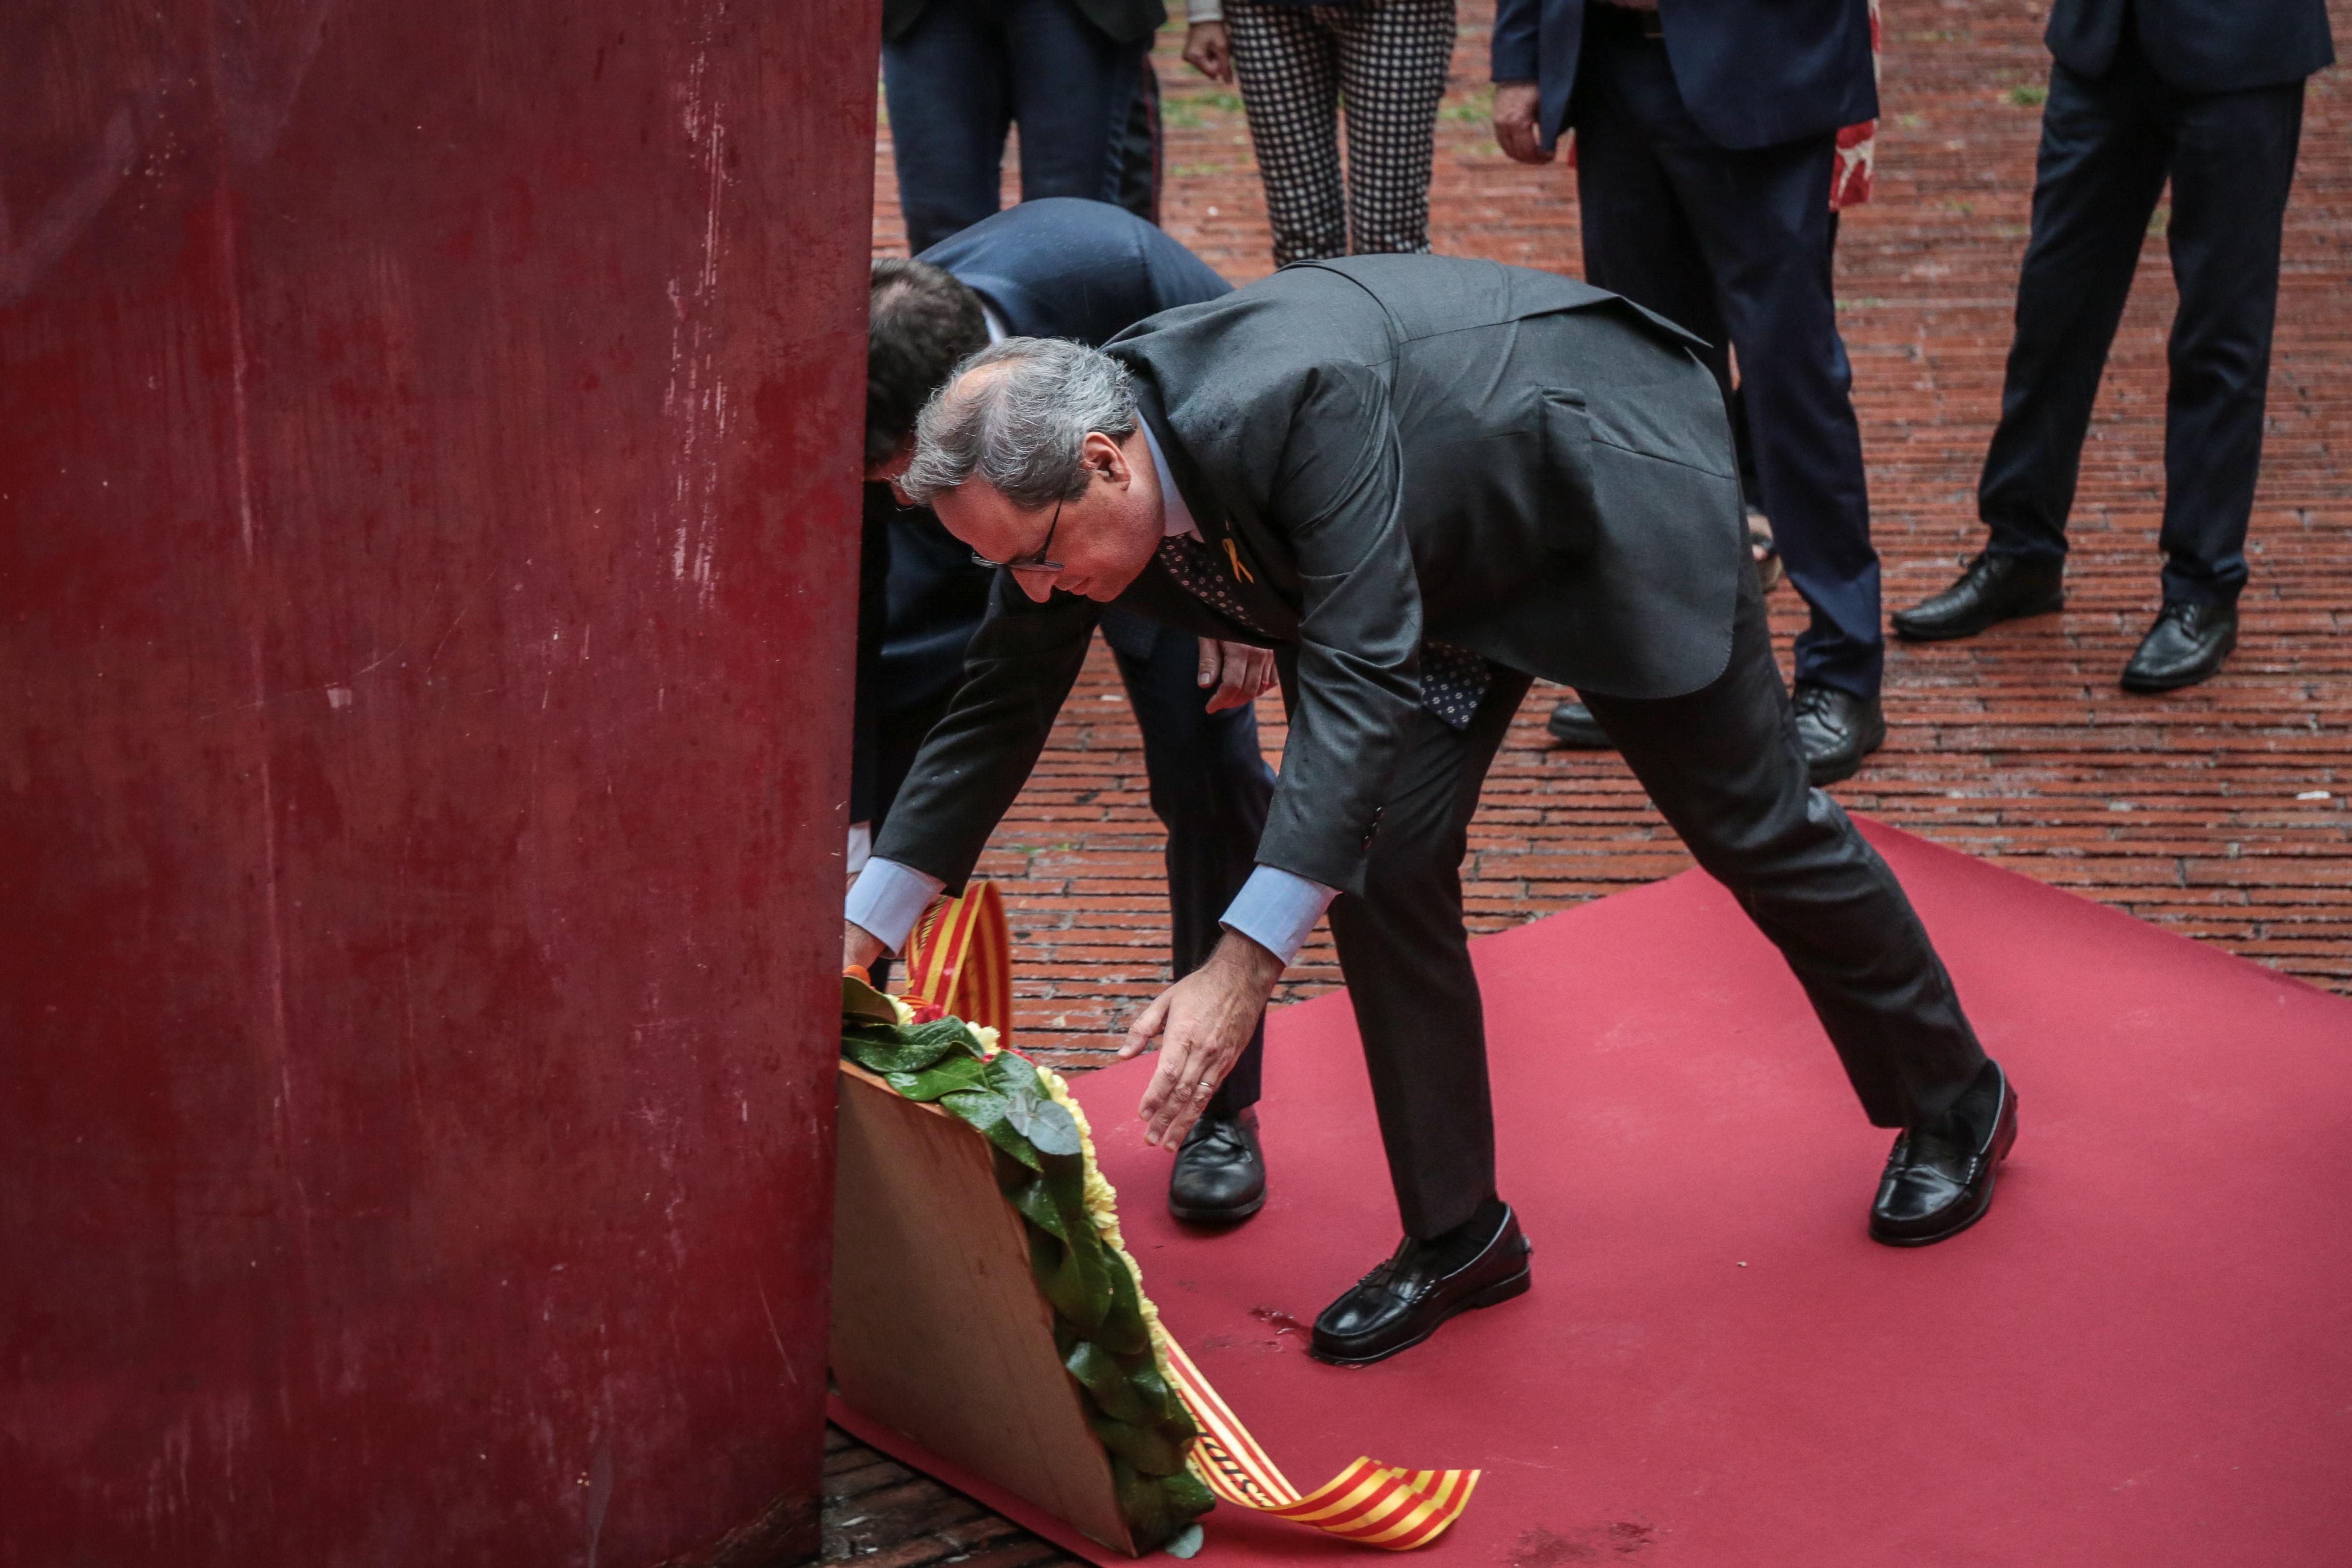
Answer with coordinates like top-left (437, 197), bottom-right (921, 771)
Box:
top-left (1056, 823), bottom-right (2352, 1565)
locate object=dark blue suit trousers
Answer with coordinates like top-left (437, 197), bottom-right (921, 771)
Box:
top-left (1570, 11), bottom-right (1881, 699)
top-left (1979, 29), bottom-right (2308, 605)
top-left (883, 0), bottom-right (1151, 254)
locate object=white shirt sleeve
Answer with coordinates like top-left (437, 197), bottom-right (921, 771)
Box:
top-left (1219, 865), bottom-right (1337, 967)
top-left (846, 821), bottom-right (872, 877)
top-left (845, 858), bottom-right (947, 956)
top-left (1187, 0), bottom-right (1224, 21)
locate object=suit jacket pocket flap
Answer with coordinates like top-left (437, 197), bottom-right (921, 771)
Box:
top-left (1538, 388), bottom-right (1600, 557)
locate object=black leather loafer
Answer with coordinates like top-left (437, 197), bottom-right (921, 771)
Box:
top-left (1310, 1206), bottom-right (1532, 1366)
top-left (1870, 1062), bottom-right (2018, 1247)
top-left (2120, 601), bottom-right (2237, 693)
top-left (1547, 700), bottom-right (1612, 750)
top-left (1891, 552), bottom-right (2065, 642)
top-left (1168, 1110), bottom-right (1266, 1223)
top-left (1792, 683), bottom-right (1885, 786)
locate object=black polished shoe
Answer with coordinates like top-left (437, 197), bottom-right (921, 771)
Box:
top-left (1547, 700), bottom-right (1612, 750)
top-left (1791, 682), bottom-right (1885, 786)
top-left (1168, 1109), bottom-right (1266, 1223)
top-left (1870, 1062), bottom-right (2018, 1247)
top-left (2120, 601), bottom-right (2237, 693)
top-left (1310, 1203), bottom-right (1532, 1366)
top-left (1891, 552), bottom-right (2065, 642)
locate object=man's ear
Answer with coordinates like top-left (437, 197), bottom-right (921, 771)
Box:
top-left (1083, 429), bottom-right (1135, 487)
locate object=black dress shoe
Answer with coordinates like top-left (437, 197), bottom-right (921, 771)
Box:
top-left (1870, 1062), bottom-right (2018, 1247)
top-left (1891, 552), bottom-right (2065, 642)
top-left (1791, 683), bottom-right (1885, 786)
top-left (1168, 1109), bottom-right (1266, 1223)
top-left (1547, 700), bottom-right (1612, 750)
top-left (2120, 601), bottom-right (2237, 693)
top-left (1310, 1203), bottom-right (1532, 1366)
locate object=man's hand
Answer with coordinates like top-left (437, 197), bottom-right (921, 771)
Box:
top-left (1492, 82), bottom-right (1553, 165)
top-left (1183, 21), bottom-right (1233, 83)
top-left (844, 920), bottom-right (887, 974)
top-left (1121, 932), bottom-right (1284, 1148)
top-left (1198, 638), bottom-right (1276, 713)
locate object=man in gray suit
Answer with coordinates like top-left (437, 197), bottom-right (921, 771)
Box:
top-left (843, 255), bottom-right (2017, 1366)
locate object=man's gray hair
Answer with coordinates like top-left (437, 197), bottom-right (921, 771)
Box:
top-left (900, 337), bottom-right (1139, 509)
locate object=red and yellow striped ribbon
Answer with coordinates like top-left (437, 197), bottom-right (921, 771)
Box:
top-left (1162, 1339), bottom-right (1479, 1551)
top-left (902, 882), bottom-right (1014, 1045)
top-left (895, 884), bottom-right (1477, 1551)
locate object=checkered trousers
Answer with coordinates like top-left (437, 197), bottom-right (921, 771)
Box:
top-left (1226, 0), bottom-right (1459, 267)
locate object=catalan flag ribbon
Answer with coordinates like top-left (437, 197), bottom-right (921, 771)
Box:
top-left (1161, 1339), bottom-right (1481, 1551)
top-left (901, 882), bottom-right (1014, 1044)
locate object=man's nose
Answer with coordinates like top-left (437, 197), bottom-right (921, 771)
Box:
top-left (1017, 572), bottom-right (1056, 604)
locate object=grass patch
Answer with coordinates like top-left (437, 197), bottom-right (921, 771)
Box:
top-left (2007, 83), bottom-right (2048, 107)
top-left (1440, 85), bottom-right (1495, 124)
top-left (1161, 90), bottom-right (1243, 127)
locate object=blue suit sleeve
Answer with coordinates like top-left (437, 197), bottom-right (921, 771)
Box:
top-left (1491, 0), bottom-right (1541, 81)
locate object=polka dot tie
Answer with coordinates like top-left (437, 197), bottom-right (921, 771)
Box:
top-left (1153, 533), bottom-right (1491, 731)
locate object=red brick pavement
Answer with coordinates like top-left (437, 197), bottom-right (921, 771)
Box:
top-left (838, 5), bottom-right (2350, 1561)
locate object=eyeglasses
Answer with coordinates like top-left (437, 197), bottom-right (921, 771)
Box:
top-left (971, 497), bottom-right (1065, 577)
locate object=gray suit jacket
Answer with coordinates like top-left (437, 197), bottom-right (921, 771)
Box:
top-left (874, 256), bottom-right (1746, 900)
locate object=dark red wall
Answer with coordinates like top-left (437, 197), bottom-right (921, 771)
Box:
top-left (0, 2), bottom-right (872, 1563)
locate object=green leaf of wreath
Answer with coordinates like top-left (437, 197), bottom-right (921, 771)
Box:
top-left (886, 1054), bottom-right (992, 1102)
top-left (1006, 1173), bottom-right (1071, 1242)
top-left (1163, 1469), bottom-right (1216, 1520)
top-left (1065, 1340), bottom-right (1151, 1423)
top-left (939, 1089), bottom-right (1043, 1173)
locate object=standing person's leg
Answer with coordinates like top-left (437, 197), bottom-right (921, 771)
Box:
top-left (1228, 0), bottom-right (1349, 264)
top-left (1980, 58), bottom-right (2172, 569)
top-left (1329, 0), bottom-right (1457, 254)
top-left (882, 0), bottom-right (1014, 253)
top-left (1729, 210), bottom-right (1840, 517)
top-left (1112, 55), bottom-right (1166, 227)
top-left (1307, 664), bottom-right (1537, 1363)
top-left (1582, 573), bottom-right (2011, 1244)
top-left (1107, 613), bottom-right (1279, 1221)
top-left (1568, 14), bottom-right (1727, 377)
top-left (1895, 55), bottom-right (2170, 641)
top-left (2150, 79), bottom-right (2306, 610)
top-left (2115, 76), bottom-right (2308, 691)
top-left (1658, 126), bottom-right (1881, 718)
top-left (1003, 0), bottom-right (1153, 207)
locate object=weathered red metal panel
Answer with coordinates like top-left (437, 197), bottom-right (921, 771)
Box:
top-left (0, 1), bottom-right (873, 1562)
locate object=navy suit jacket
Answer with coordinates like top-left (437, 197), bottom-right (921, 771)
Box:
top-left (853, 200), bottom-right (1231, 822)
top-left (1490, 0), bottom-right (1877, 152)
top-left (2046, 0), bottom-right (2332, 93)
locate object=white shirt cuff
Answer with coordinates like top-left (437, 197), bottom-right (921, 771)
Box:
top-left (845, 857), bottom-right (946, 957)
top-left (1188, 0), bottom-right (1224, 21)
top-left (846, 821), bottom-right (872, 876)
top-left (1219, 865), bottom-right (1337, 967)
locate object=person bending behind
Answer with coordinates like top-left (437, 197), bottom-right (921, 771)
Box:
top-left (851, 198), bottom-right (1279, 1225)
